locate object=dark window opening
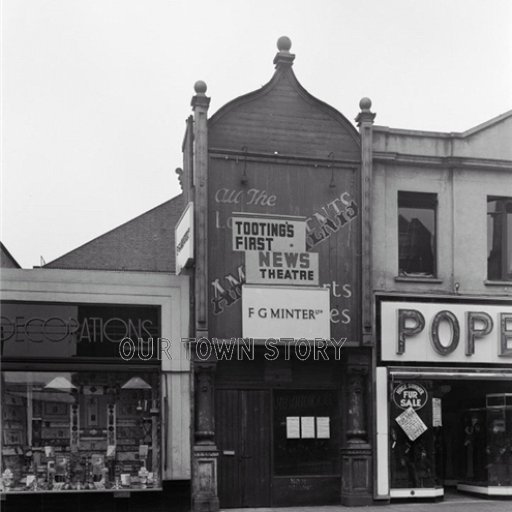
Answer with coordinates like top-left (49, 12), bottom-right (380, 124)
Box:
top-left (487, 196), bottom-right (512, 281)
top-left (273, 390), bottom-right (339, 476)
top-left (398, 191), bottom-right (437, 276)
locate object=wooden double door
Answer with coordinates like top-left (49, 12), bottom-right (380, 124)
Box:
top-left (215, 389), bottom-right (271, 508)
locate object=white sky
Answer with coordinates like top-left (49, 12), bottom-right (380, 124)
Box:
top-left (2, 0), bottom-right (511, 268)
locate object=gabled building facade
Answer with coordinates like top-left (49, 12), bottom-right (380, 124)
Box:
top-left (182, 37), bottom-right (373, 510)
top-left (369, 109), bottom-right (512, 500)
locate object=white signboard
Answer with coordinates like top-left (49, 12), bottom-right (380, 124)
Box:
top-left (316, 417), bottom-right (330, 439)
top-left (395, 407), bottom-right (427, 441)
top-left (432, 398), bottom-right (442, 427)
top-left (175, 202), bottom-right (194, 274)
top-left (301, 417), bottom-right (315, 438)
top-left (231, 213), bottom-right (306, 252)
top-left (380, 301), bottom-right (512, 364)
top-left (286, 417), bottom-right (300, 439)
top-left (242, 285), bottom-right (330, 340)
top-left (245, 250), bottom-right (319, 285)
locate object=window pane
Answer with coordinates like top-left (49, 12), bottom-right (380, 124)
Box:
top-left (1, 371), bottom-right (161, 492)
top-left (398, 192), bottom-right (436, 276)
top-left (487, 196), bottom-right (512, 280)
top-left (273, 390), bottom-right (339, 476)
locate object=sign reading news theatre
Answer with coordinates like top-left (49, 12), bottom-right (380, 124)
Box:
top-left (381, 300), bottom-right (512, 364)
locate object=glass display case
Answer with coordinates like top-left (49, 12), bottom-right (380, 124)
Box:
top-left (1, 370), bottom-right (161, 493)
top-left (486, 394), bottom-right (512, 487)
top-left (459, 394), bottom-right (512, 491)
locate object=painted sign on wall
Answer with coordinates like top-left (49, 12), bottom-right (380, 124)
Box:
top-left (242, 285), bottom-right (330, 340)
top-left (208, 158), bottom-right (360, 342)
top-left (380, 300), bottom-right (512, 363)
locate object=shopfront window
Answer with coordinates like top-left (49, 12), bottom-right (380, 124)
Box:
top-left (1, 370), bottom-right (161, 492)
top-left (398, 191), bottom-right (437, 276)
top-left (487, 196), bottom-right (512, 281)
top-left (273, 390), bottom-right (339, 476)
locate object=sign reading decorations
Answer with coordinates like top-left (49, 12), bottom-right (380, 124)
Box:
top-left (231, 213), bottom-right (306, 252)
top-left (0, 302), bottom-right (160, 359)
top-left (245, 250), bottom-right (319, 285)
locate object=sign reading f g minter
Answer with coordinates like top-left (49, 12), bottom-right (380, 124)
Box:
top-left (231, 212), bottom-right (306, 252)
top-left (242, 285), bottom-right (330, 340)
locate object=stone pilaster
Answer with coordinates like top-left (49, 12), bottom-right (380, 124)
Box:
top-left (355, 98), bottom-right (376, 346)
top-left (190, 82), bottom-right (219, 512)
top-left (341, 363), bottom-right (372, 506)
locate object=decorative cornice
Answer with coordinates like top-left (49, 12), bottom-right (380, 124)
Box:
top-left (373, 151), bottom-right (512, 171)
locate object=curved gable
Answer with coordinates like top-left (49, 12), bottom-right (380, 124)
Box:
top-left (208, 59), bottom-right (360, 161)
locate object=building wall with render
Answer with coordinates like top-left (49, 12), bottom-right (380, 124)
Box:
top-left (371, 111), bottom-right (512, 298)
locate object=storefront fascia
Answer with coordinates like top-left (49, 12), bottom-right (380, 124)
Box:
top-left (375, 296), bottom-right (512, 500)
top-left (0, 268), bottom-right (190, 499)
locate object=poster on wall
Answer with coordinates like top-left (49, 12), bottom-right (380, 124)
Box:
top-left (395, 407), bottom-right (427, 441)
top-left (286, 417), bottom-right (300, 439)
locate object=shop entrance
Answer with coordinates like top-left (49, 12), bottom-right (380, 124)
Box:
top-left (215, 389), bottom-right (271, 508)
top-left (388, 375), bottom-right (512, 498)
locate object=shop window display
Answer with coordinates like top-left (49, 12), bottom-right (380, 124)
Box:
top-left (461, 394), bottom-right (512, 488)
top-left (1, 371), bottom-right (160, 493)
top-left (389, 380), bottom-right (443, 490)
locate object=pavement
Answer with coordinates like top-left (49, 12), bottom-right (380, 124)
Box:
top-left (222, 492), bottom-right (512, 512)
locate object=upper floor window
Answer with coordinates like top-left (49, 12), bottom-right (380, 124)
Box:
top-left (487, 196), bottom-right (512, 281)
top-left (398, 191), bottom-right (436, 277)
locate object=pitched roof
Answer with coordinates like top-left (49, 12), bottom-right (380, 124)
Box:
top-left (0, 242), bottom-right (21, 268)
top-left (45, 194), bottom-right (184, 272)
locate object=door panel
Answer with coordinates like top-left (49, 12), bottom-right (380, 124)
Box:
top-left (241, 390), bottom-right (271, 506)
top-left (216, 389), bottom-right (242, 508)
top-left (216, 389), bottom-right (270, 507)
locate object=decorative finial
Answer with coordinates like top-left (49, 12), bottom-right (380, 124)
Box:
top-left (194, 80), bottom-right (207, 95)
top-left (277, 36), bottom-right (292, 52)
top-left (359, 97), bottom-right (372, 111)
top-left (355, 97), bottom-right (376, 127)
top-left (191, 80), bottom-right (210, 109)
top-left (273, 36), bottom-right (295, 69)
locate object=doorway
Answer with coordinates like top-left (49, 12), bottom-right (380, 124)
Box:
top-left (215, 389), bottom-right (271, 508)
